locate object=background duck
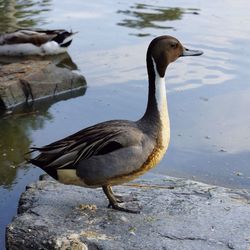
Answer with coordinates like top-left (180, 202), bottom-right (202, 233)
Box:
top-left (0, 29), bottom-right (76, 56)
top-left (29, 35), bottom-right (203, 213)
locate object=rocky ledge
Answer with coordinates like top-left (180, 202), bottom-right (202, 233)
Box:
top-left (6, 174), bottom-right (250, 250)
top-left (0, 59), bottom-right (86, 110)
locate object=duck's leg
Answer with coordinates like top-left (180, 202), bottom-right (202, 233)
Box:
top-left (102, 185), bottom-right (140, 214)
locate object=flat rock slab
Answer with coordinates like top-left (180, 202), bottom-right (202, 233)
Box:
top-left (0, 60), bottom-right (86, 109)
top-left (6, 174), bottom-right (250, 250)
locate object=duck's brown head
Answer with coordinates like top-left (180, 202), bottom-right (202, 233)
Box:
top-left (147, 35), bottom-right (203, 77)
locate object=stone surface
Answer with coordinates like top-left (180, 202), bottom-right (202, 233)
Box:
top-left (0, 60), bottom-right (86, 109)
top-left (6, 174), bottom-right (250, 250)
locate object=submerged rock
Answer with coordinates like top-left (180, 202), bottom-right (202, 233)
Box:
top-left (0, 60), bottom-right (86, 110)
top-left (5, 174), bottom-right (250, 250)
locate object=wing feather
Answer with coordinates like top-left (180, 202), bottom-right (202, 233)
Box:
top-left (0, 29), bottom-right (74, 46)
top-left (29, 120), bottom-right (143, 178)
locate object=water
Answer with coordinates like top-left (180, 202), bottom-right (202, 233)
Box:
top-left (1, 0), bottom-right (250, 248)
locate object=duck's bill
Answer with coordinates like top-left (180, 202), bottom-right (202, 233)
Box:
top-left (181, 47), bottom-right (203, 56)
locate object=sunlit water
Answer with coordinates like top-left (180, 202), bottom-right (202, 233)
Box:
top-left (1, 0), bottom-right (250, 248)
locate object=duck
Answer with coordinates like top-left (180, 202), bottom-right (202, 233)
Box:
top-left (29, 35), bottom-right (203, 213)
top-left (0, 29), bottom-right (76, 56)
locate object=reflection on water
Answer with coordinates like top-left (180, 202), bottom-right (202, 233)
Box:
top-left (0, 115), bottom-right (45, 188)
top-left (55, 53), bottom-right (78, 70)
top-left (117, 3), bottom-right (199, 36)
top-left (0, 0), bottom-right (51, 32)
top-left (0, 87), bottom-right (86, 189)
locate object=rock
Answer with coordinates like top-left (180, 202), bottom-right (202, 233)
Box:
top-left (0, 60), bottom-right (86, 109)
top-left (6, 174), bottom-right (250, 250)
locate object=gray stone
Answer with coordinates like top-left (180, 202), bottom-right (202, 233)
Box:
top-left (6, 174), bottom-right (250, 250)
top-left (0, 60), bottom-right (86, 109)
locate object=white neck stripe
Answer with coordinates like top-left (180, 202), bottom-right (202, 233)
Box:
top-left (151, 57), bottom-right (170, 148)
top-left (152, 57), bottom-right (167, 114)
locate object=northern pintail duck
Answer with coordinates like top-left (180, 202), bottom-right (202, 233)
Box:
top-left (0, 29), bottom-right (76, 56)
top-left (29, 35), bottom-right (203, 213)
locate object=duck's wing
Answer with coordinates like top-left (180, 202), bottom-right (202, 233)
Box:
top-left (29, 120), bottom-right (146, 177)
top-left (0, 29), bottom-right (75, 47)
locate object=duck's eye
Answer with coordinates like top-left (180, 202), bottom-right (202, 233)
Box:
top-left (171, 43), bottom-right (178, 49)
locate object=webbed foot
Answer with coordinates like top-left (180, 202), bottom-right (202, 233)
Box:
top-left (114, 193), bottom-right (138, 203)
top-left (108, 202), bottom-right (140, 214)
top-left (103, 185), bottom-right (140, 214)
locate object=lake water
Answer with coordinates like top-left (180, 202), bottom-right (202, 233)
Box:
top-left (0, 0), bottom-right (250, 248)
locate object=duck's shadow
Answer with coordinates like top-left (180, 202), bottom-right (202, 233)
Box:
top-left (0, 52), bottom-right (78, 70)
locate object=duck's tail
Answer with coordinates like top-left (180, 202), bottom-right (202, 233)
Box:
top-left (52, 30), bottom-right (78, 48)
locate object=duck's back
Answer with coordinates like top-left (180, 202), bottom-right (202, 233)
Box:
top-left (0, 29), bottom-right (74, 56)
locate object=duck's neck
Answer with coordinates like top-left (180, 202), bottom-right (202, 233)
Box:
top-left (152, 59), bottom-right (168, 121)
top-left (139, 56), bottom-right (170, 143)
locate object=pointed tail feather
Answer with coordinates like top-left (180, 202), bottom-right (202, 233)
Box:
top-left (52, 31), bottom-right (78, 47)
